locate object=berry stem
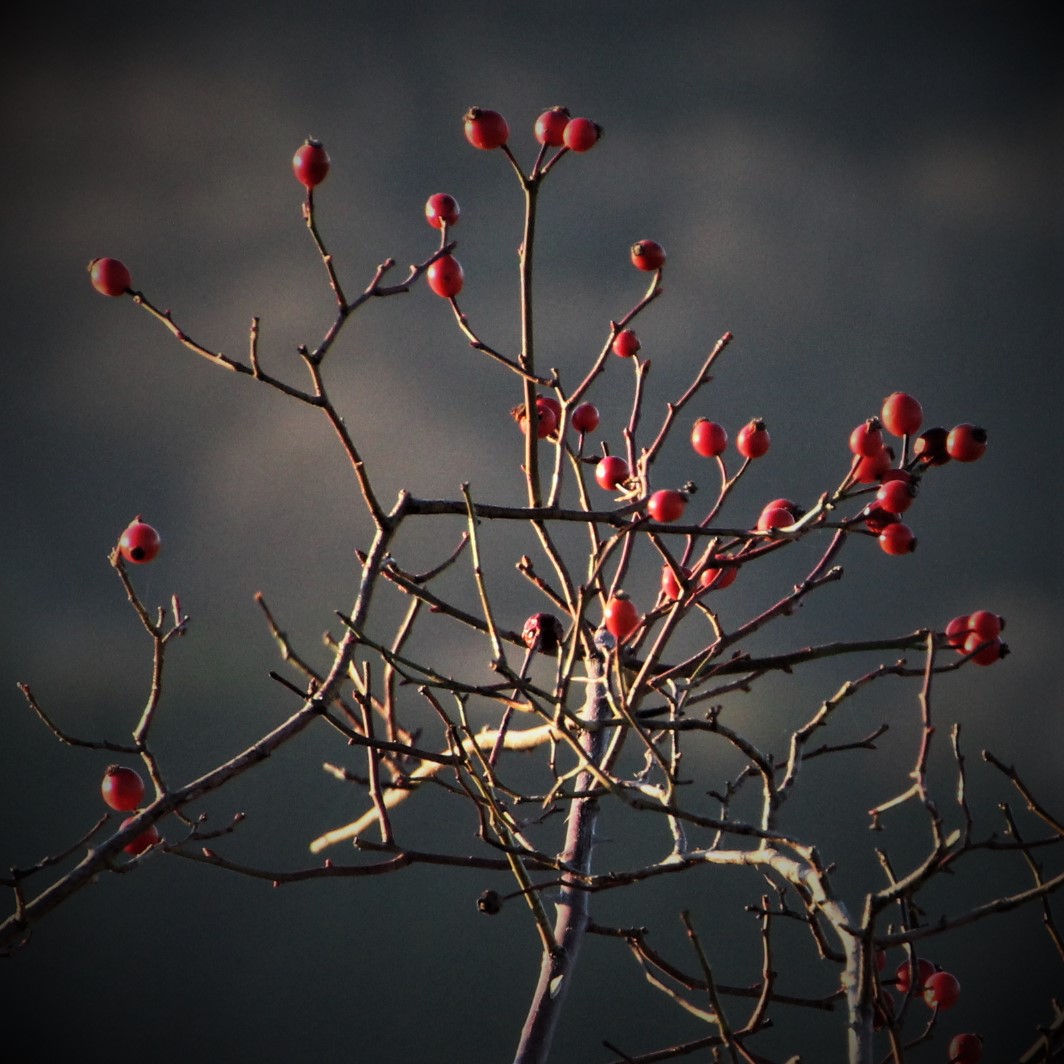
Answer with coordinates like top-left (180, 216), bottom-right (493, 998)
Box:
top-left (302, 189), bottom-right (349, 308)
top-left (520, 179), bottom-right (542, 506)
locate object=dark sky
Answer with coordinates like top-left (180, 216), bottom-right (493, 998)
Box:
top-left (2, 4), bottom-right (1061, 1061)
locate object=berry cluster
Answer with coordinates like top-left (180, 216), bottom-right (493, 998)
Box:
top-left (570, 383), bottom-right (992, 645)
top-left (100, 764), bottom-right (158, 855)
top-left (944, 609), bottom-right (1008, 665)
top-left (70, 108), bottom-right (1031, 1064)
top-left (875, 954), bottom-right (982, 1060)
top-left (849, 391), bottom-right (989, 555)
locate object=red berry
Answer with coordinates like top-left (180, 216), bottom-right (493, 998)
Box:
top-left (757, 504), bottom-right (794, 532)
top-left (691, 418), bottom-right (727, 458)
top-left (895, 957), bottom-right (936, 994)
top-left (853, 445), bottom-right (894, 484)
top-left (292, 138), bottom-right (330, 189)
top-left (850, 417), bottom-right (885, 457)
top-left (967, 609), bottom-right (1003, 640)
top-left (536, 396), bottom-right (562, 423)
top-left (88, 257), bottom-right (132, 297)
top-left (661, 564), bottom-right (688, 601)
top-left (612, 329), bottom-right (641, 358)
top-left (736, 418), bottom-right (771, 459)
top-left (101, 765), bottom-right (146, 811)
top-left (630, 240), bottom-right (666, 272)
top-left (119, 518), bottom-right (161, 564)
top-left (945, 614), bottom-right (972, 650)
top-left (534, 106), bottom-right (570, 146)
top-left (964, 632), bottom-right (1007, 665)
top-left (604, 592), bottom-right (641, 643)
top-left (876, 478), bottom-right (915, 514)
top-left (120, 815), bottom-right (161, 856)
top-left (946, 423), bottom-right (988, 462)
top-left (595, 455), bottom-right (630, 490)
top-left (762, 497), bottom-right (805, 520)
top-left (518, 398), bottom-right (558, 439)
top-left (922, 970), bottom-right (961, 1010)
top-left (463, 107), bottom-right (509, 150)
top-left (647, 489), bottom-right (687, 523)
top-left (948, 1033), bottom-right (983, 1063)
top-left (700, 559), bottom-right (739, 590)
top-left (562, 116), bottom-right (600, 152)
top-left (427, 254), bottom-right (464, 298)
top-left (425, 193), bottom-right (460, 229)
top-left (878, 522), bottom-right (916, 555)
top-left (914, 427), bottom-right (951, 465)
top-left (881, 392), bottom-right (923, 437)
top-left (572, 402), bottom-right (600, 434)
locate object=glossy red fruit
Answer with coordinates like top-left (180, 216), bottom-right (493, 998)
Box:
top-left (691, 418), bottom-right (727, 458)
top-left (292, 138), bottom-right (330, 188)
top-left (630, 240), bottom-right (666, 271)
top-left (850, 417), bottom-right (885, 457)
top-left (88, 257), bottom-right (132, 296)
top-left (427, 254), bottom-right (464, 298)
top-left (881, 392), bottom-right (924, 437)
top-left (536, 396), bottom-right (562, 424)
top-left (425, 193), bottom-right (460, 229)
top-left (101, 765), bottom-right (146, 811)
top-left (922, 970), bottom-right (961, 1010)
top-left (948, 1033), bottom-right (983, 1063)
top-left (562, 116), bottom-right (600, 152)
top-left (700, 559), bottom-right (739, 590)
top-left (946, 423), bottom-right (988, 462)
top-left (595, 455), bottom-right (630, 490)
top-left (571, 402), bottom-right (600, 434)
top-left (661, 564), bottom-right (688, 601)
top-left (647, 489), bottom-right (687, 523)
top-left (914, 427), bottom-right (951, 466)
top-left (964, 632), bottom-right (1007, 665)
top-left (878, 522), bottom-right (916, 555)
top-left (853, 445), bottom-right (893, 484)
top-left (119, 518), bottom-right (161, 564)
top-left (895, 957), bottom-right (936, 994)
top-left (534, 106), bottom-right (570, 146)
top-left (463, 107), bottom-right (509, 150)
top-left (518, 398), bottom-right (558, 439)
top-left (612, 329), bottom-right (641, 358)
top-left (757, 504), bottom-right (794, 532)
top-left (120, 815), bottom-right (161, 856)
top-left (945, 614), bottom-right (972, 650)
top-left (876, 478), bottom-right (915, 514)
top-left (604, 592), bottom-right (641, 643)
top-left (736, 418), bottom-right (771, 459)
top-left (765, 497), bottom-right (805, 519)
top-left (967, 609), bottom-right (1003, 640)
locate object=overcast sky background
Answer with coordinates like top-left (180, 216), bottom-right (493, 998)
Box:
top-left (2, 4), bottom-right (1061, 1061)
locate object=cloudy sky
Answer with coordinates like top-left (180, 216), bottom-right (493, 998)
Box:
top-left (2, 4), bottom-right (1060, 1061)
